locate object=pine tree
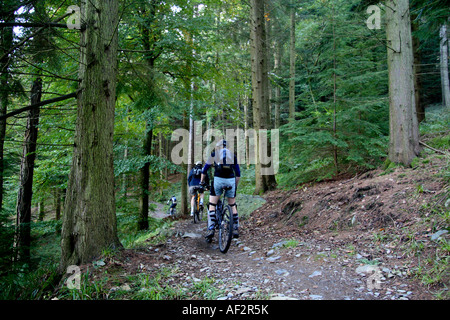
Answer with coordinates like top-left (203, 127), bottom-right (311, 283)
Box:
top-left (60, 0), bottom-right (122, 271)
top-left (386, 0), bottom-right (420, 166)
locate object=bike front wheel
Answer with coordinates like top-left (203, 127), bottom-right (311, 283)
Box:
top-left (218, 205), bottom-right (233, 253)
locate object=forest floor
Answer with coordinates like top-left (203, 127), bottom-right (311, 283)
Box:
top-left (82, 154), bottom-right (449, 300)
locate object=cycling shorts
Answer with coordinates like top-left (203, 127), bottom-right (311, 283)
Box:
top-left (211, 177), bottom-right (236, 198)
top-left (189, 185), bottom-right (204, 196)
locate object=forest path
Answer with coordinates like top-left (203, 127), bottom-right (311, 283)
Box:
top-left (150, 201), bottom-right (170, 219)
top-left (146, 203), bottom-right (434, 300)
top-left (140, 157), bottom-right (449, 300)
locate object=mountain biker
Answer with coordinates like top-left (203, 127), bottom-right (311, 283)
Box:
top-left (200, 139), bottom-right (240, 242)
top-left (188, 161), bottom-right (206, 216)
top-left (167, 195), bottom-right (177, 216)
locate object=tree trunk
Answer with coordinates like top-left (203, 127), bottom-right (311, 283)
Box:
top-left (411, 14), bottom-right (424, 123)
top-left (332, 7), bottom-right (339, 175)
top-left (0, 10), bottom-right (14, 211)
top-left (187, 92), bottom-right (195, 175)
top-left (54, 188), bottom-right (61, 221)
top-left (180, 111), bottom-right (189, 216)
top-left (265, 4), bottom-right (273, 129)
top-left (385, 0), bottom-right (420, 166)
top-left (138, 1), bottom-right (160, 230)
top-left (440, 23), bottom-right (450, 109)
top-left (122, 106), bottom-right (130, 200)
top-left (274, 38), bottom-right (283, 129)
top-left (244, 97), bottom-right (250, 168)
top-left (289, 4), bottom-right (296, 122)
top-left (251, 0), bottom-right (265, 194)
top-left (138, 125), bottom-right (152, 230)
top-left (251, 0), bottom-right (277, 194)
top-left (60, 0), bottom-right (121, 271)
top-left (38, 200), bottom-right (45, 221)
top-left (15, 77), bottom-right (42, 264)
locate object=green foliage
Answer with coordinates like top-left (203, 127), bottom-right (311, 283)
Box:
top-left (129, 270), bottom-right (187, 300)
top-left (420, 106), bottom-right (450, 151)
top-left (0, 263), bottom-right (60, 300)
top-left (283, 238), bottom-right (299, 249)
top-left (277, 0), bottom-right (389, 187)
top-left (57, 267), bottom-right (109, 300)
top-left (0, 210), bottom-right (14, 274)
top-left (0, 218), bottom-right (62, 299)
top-left (1, 0), bottom-right (448, 301)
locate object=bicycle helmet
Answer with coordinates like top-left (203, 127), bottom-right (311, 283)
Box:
top-left (215, 139), bottom-right (227, 148)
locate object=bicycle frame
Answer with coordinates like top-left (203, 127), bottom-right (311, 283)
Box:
top-left (192, 186), bottom-right (204, 224)
top-left (212, 187), bottom-right (234, 253)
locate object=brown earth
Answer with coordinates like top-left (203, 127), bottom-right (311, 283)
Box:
top-left (70, 154), bottom-right (449, 300)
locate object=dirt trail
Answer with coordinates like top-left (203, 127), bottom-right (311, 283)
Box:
top-left (123, 156), bottom-right (448, 300)
top-left (143, 215), bottom-right (434, 300)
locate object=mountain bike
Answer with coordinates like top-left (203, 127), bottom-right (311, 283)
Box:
top-left (208, 185), bottom-right (234, 254)
top-left (191, 186), bottom-right (204, 224)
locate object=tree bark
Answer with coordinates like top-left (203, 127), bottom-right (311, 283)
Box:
top-left (440, 23), bottom-right (450, 109)
top-left (138, 125), bottom-right (152, 230)
top-left (289, 4), bottom-right (296, 122)
top-left (251, 0), bottom-right (277, 194)
top-left (332, 7), bottom-right (338, 175)
top-left (54, 188), bottom-right (61, 221)
top-left (274, 38), bottom-right (283, 129)
top-left (180, 111), bottom-right (189, 216)
top-left (137, 1), bottom-right (161, 230)
top-left (411, 14), bottom-right (424, 123)
top-left (38, 200), bottom-right (45, 221)
top-left (251, 0), bottom-right (265, 194)
top-left (15, 77), bottom-right (42, 264)
top-left (385, 0), bottom-right (420, 166)
top-left (60, 0), bottom-right (121, 271)
top-left (0, 10), bottom-right (14, 211)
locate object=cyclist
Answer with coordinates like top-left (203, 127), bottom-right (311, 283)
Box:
top-left (167, 195), bottom-right (177, 216)
top-left (200, 139), bottom-right (240, 242)
top-left (188, 161), bottom-right (206, 216)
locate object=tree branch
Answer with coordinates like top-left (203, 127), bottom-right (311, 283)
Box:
top-left (0, 11), bottom-right (75, 63)
top-left (0, 91), bottom-right (78, 121)
top-left (419, 141), bottom-right (448, 155)
top-left (0, 22), bottom-right (68, 28)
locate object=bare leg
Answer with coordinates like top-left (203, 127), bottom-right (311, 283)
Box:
top-left (209, 195), bottom-right (219, 212)
top-left (227, 197), bottom-right (237, 214)
top-left (190, 195), bottom-right (195, 214)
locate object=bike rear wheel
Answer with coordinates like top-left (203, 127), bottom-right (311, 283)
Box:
top-left (194, 210), bottom-right (200, 223)
top-left (199, 206), bottom-right (203, 222)
top-left (193, 194), bottom-right (199, 224)
top-left (218, 204), bottom-right (233, 253)
top-left (194, 205), bottom-right (203, 223)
